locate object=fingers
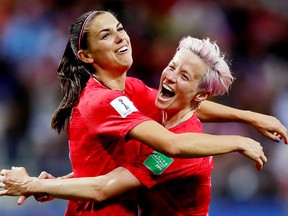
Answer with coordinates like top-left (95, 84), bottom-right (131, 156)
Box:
top-left (0, 170), bottom-right (7, 194)
top-left (254, 147), bottom-right (268, 171)
top-left (1, 167), bottom-right (25, 176)
top-left (59, 172), bottom-right (74, 179)
top-left (35, 194), bottom-right (51, 202)
top-left (0, 169), bottom-right (8, 176)
top-left (38, 171), bottom-right (49, 179)
top-left (242, 139), bottom-right (267, 170)
top-left (255, 157), bottom-right (264, 171)
top-left (261, 152), bottom-right (268, 164)
top-left (0, 189), bottom-right (8, 196)
top-left (262, 128), bottom-right (286, 143)
top-left (0, 174), bottom-right (9, 196)
top-left (0, 182), bottom-right (5, 189)
top-left (38, 171), bottom-right (55, 180)
top-left (267, 132), bottom-right (282, 143)
top-left (255, 159), bottom-right (264, 171)
top-left (18, 195), bottom-right (30, 205)
top-left (272, 131), bottom-right (288, 144)
top-left (271, 118), bottom-right (288, 144)
top-left (255, 163), bottom-right (262, 171)
top-left (0, 171), bottom-right (7, 188)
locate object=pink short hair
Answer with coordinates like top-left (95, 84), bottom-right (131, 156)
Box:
top-left (177, 36), bottom-right (235, 96)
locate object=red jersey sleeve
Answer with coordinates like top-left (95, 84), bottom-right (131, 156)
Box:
top-left (77, 85), bottom-right (151, 139)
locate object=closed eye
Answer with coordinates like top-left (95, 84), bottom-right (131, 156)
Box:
top-left (117, 27), bottom-right (125, 32)
top-left (181, 73), bottom-right (190, 81)
top-left (101, 33), bottom-right (110, 39)
top-left (168, 64), bottom-right (175, 70)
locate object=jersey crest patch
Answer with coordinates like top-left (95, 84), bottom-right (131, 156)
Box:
top-left (110, 96), bottom-right (138, 118)
top-left (143, 151), bottom-right (173, 175)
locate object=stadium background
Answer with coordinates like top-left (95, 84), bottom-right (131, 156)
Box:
top-left (0, 0), bottom-right (287, 215)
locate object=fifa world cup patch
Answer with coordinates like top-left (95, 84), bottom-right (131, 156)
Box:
top-left (143, 151), bottom-right (173, 175)
top-left (110, 96), bottom-right (138, 118)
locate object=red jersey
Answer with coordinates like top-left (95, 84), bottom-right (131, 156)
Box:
top-left (66, 77), bottom-right (158, 216)
top-left (124, 77), bottom-right (160, 122)
top-left (123, 113), bottom-right (214, 216)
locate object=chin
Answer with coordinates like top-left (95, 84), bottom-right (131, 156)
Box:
top-left (155, 101), bottom-right (169, 110)
top-left (123, 57), bottom-right (133, 67)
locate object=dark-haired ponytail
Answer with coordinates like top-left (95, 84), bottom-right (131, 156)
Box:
top-left (51, 41), bottom-right (91, 133)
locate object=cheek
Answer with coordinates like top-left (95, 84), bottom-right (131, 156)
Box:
top-left (93, 48), bottom-right (111, 62)
top-left (92, 53), bottom-right (105, 64)
top-left (179, 93), bottom-right (192, 103)
top-left (178, 85), bottom-right (195, 99)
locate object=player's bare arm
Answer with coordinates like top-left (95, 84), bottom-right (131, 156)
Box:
top-left (198, 100), bottom-right (287, 143)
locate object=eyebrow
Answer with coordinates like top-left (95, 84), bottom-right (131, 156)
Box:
top-left (97, 22), bottom-right (122, 36)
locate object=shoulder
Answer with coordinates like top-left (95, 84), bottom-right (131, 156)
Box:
top-left (83, 79), bottom-right (124, 100)
top-left (126, 77), bottom-right (146, 89)
top-left (79, 83), bottom-right (129, 111)
top-left (126, 76), bottom-right (157, 96)
top-left (170, 113), bottom-right (203, 133)
top-left (126, 76), bottom-right (144, 84)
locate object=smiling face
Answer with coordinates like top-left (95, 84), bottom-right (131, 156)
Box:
top-left (78, 12), bottom-right (133, 74)
top-left (156, 49), bottom-right (208, 116)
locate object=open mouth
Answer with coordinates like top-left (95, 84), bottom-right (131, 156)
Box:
top-left (117, 46), bottom-right (128, 53)
top-left (160, 84), bottom-right (175, 99)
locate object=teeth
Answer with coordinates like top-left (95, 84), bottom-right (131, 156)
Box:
top-left (162, 84), bottom-right (174, 93)
top-left (117, 46), bottom-right (128, 53)
top-left (160, 83), bottom-right (175, 100)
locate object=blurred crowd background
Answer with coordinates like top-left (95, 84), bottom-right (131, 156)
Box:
top-left (0, 0), bottom-right (288, 215)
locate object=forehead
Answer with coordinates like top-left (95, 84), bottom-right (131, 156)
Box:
top-left (89, 13), bottom-right (119, 33)
top-left (173, 49), bottom-right (206, 76)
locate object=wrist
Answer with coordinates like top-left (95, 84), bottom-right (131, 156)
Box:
top-left (236, 110), bottom-right (254, 124)
top-left (230, 135), bottom-right (246, 152)
top-left (26, 177), bottom-right (41, 194)
top-left (243, 110), bottom-right (255, 125)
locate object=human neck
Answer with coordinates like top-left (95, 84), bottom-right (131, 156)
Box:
top-left (162, 107), bottom-right (196, 129)
top-left (92, 72), bottom-right (126, 92)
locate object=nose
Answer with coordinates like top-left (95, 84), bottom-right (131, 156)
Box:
top-left (165, 71), bottom-right (177, 83)
top-left (115, 32), bottom-right (124, 44)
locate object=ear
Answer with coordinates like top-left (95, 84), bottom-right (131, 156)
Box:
top-left (194, 91), bottom-right (209, 103)
top-left (77, 50), bottom-right (94, 64)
